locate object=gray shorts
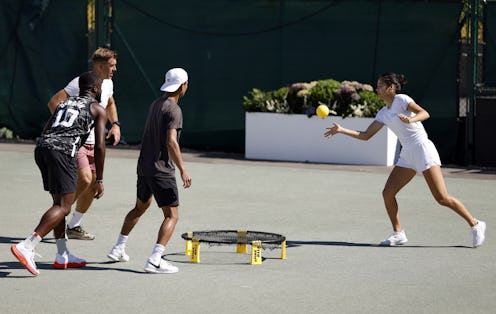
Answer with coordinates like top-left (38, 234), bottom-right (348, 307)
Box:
top-left (136, 174), bottom-right (179, 207)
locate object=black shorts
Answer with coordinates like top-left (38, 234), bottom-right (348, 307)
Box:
top-left (35, 146), bottom-right (77, 194)
top-left (137, 174), bottom-right (179, 207)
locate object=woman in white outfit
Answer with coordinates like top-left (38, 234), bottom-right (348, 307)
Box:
top-left (324, 73), bottom-right (486, 247)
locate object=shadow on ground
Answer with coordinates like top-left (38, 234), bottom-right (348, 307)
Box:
top-left (286, 240), bottom-right (470, 249)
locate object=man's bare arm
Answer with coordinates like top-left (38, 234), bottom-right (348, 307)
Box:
top-left (105, 96), bottom-right (121, 145)
top-left (47, 89), bottom-right (69, 114)
top-left (91, 102), bottom-right (108, 199)
top-left (167, 128), bottom-right (192, 188)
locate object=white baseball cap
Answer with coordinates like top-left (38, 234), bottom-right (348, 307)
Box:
top-left (160, 68), bottom-right (188, 92)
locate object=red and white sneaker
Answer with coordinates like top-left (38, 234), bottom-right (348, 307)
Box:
top-left (53, 252), bottom-right (86, 269)
top-left (11, 243), bottom-right (40, 276)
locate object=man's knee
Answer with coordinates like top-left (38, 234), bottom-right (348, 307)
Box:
top-left (63, 207), bottom-right (72, 216)
top-left (133, 198), bottom-right (152, 216)
top-left (77, 168), bottom-right (94, 187)
top-left (60, 195), bottom-right (75, 215)
top-left (382, 187), bottom-right (394, 200)
top-left (165, 207), bottom-right (179, 223)
top-left (169, 213), bottom-right (179, 224)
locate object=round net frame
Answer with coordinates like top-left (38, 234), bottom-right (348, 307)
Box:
top-left (181, 230), bottom-right (286, 250)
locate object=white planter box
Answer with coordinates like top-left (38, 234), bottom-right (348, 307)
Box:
top-left (245, 112), bottom-right (398, 166)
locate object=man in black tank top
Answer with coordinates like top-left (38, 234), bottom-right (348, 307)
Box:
top-left (10, 72), bottom-right (108, 276)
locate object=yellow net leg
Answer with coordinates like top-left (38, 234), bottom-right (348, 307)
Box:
top-left (236, 230), bottom-right (247, 253)
top-left (280, 240), bottom-right (287, 260)
top-left (185, 240), bottom-right (192, 256)
top-left (190, 239), bottom-right (200, 263)
top-left (250, 240), bottom-right (262, 265)
top-left (236, 243), bottom-right (247, 253)
top-left (185, 232), bottom-right (193, 256)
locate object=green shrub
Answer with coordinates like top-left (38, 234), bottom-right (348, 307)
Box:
top-left (242, 78), bottom-right (384, 118)
top-left (307, 79), bottom-right (341, 109)
top-left (351, 90), bottom-right (384, 117)
top-left (285, 81), bottom-right (315, 114)
top-left (242, 87), bottom-right (289, 113)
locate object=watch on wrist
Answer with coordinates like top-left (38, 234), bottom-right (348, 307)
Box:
top-left (112, 121), bottom-right (121, 127)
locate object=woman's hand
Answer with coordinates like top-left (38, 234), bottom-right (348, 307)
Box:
top-left (324, 123), bottom-right (342, 138)
top-left (397, 114), bottom-right (411, 124)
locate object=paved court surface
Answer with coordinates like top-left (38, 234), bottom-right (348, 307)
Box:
top-left (1, 142), bottom-right (495, 314)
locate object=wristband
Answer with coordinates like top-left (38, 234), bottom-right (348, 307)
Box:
top-left (96, 179), bottom-right (103, 184)
top-left (112, 121), bottom-right (121, 127)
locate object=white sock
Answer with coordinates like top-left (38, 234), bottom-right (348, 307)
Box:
top-left (67, 211), bottom-right (84, 229)
top-left (116, 234), bottom-right (128, 247)
top-left (149, 244), bottom-right (165, 263)
top-left (56, 238), bottom-right (68, 255)
top-left (21, 232), bottom-right (42, 250)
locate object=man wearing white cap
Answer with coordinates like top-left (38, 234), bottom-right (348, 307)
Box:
top-left (107, 68), bottom-right (192, 274)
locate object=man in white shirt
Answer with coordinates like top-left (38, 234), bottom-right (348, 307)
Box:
top-left (47, 47), bottom-right (121, 240)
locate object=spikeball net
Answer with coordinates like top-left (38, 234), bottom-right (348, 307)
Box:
top-left (181, 230), bottom-right (287, 265)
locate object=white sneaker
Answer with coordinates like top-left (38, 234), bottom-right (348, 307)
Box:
top-left (144, 257), bottom-right (179, 274)
top-left (107, 245), bottom-right (130, 262)
top-left (380, 230), bottom-right (408, 246)
top-left (11, 243), bottom-right (40, 276)
top-left (472, 220), bottom-right (486, 248)
top-left (53, 252), bottom-right (86, 269)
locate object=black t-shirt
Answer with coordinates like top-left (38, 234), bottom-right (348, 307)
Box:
top-left (36, 96), bottom-right (96, 157)
top-left (137, 95), bottom-right (183, 177)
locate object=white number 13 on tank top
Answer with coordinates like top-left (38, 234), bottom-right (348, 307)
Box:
top-left (52, 108), bottom-right (79, 128)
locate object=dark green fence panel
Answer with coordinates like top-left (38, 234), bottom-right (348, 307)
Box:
top-left (1, 0), bottom-right (463, 162)
top-left (484, 3), bottom-right (496, 86)
top-left (0, 0), bottom-right (87, 138)
top-left (111, 0), bottom-right (460, 161)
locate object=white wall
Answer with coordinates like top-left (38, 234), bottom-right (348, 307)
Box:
top-left (245, 112), bottom-right (398, 166)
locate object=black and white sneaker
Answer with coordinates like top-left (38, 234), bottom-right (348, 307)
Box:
top-left (144, 257), bottom-right (178, 274)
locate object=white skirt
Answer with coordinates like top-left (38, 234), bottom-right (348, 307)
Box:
top-left (396, 139), bottom-right (441, 172)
